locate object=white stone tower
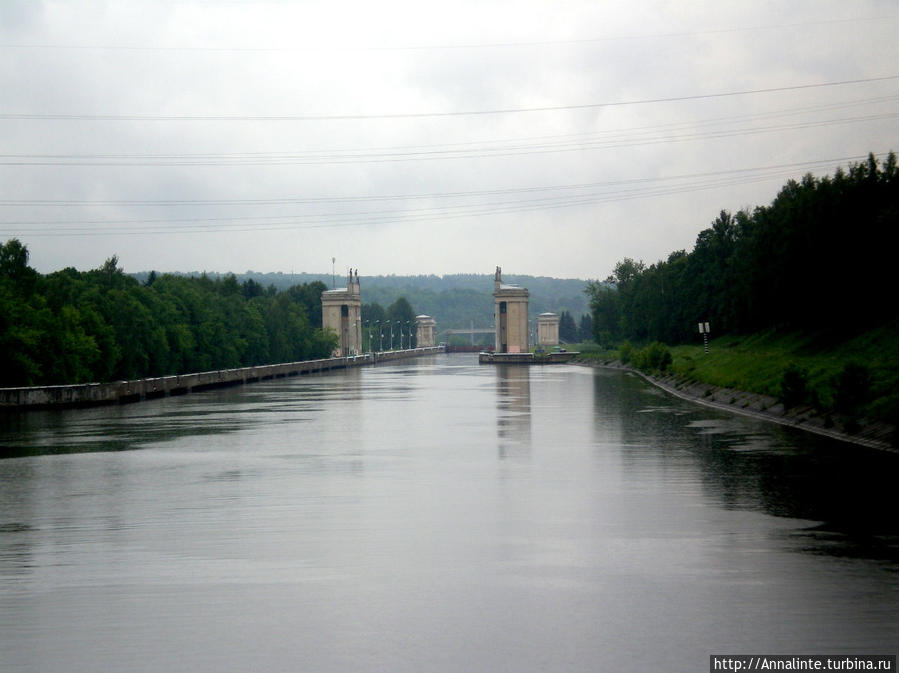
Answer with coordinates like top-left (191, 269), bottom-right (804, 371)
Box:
top-left (493, 266), bottom-right (529, 354)
top-left (537, 313), bottom-right (560, 347)
top-left (415, 315), bottom-right (436, 348)
top-left (321, 269), bottom-right (362, 357)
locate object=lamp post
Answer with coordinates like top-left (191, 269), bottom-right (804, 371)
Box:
top-left (365, 320), bottom-right (372, 354)
top-left (377, 321), bottom-right (383, 352)
top-left (405, 320), bottom-right (411, 349)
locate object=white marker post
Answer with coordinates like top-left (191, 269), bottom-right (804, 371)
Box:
top-left (698, 321), bottom-right (711, 353)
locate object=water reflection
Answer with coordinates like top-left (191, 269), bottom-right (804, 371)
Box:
top-left (0, 390), bottom-right (260, 458)
top-left (1, 356), bottom-right (898, 672)
top-left (494, 365), bottom-right (531, 458)
top-left (0, 459), bottom-right (37, 579)
top-left (594, 368), bottom-right (899, 561)
top-left (690, 425), bottom-right (899, 559)
top-left (0, 368), bottom-right (377, 459)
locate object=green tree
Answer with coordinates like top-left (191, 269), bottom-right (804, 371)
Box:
top-left (287, 280), bottom-right (327, 328)
top-left (585, 153), bottom-right (899, 345)
top-left (241, 278), bottom-right (264, 300)
top-left (586, 281), bottom-right (619, 343)
top-left (362, 302), bottom-right (386, 350)
top-left (559, 310), bottom-right (578, 343)
top-left (0, 239), bottom-right (37, 294)
top-left (387, 297), bottom-right (416, 348)
top-left (0, 285), bottom-right (43, 385)
top-left (577, 313), bottom-right (593, 342)
top-left (0, 244), bottom-right (337, 385)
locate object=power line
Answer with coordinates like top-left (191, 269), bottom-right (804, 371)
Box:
top-left (2, 76), bottom-right (897, 122)
top-left (3, 93), bottom-right (894, 164)
top-left (0, 171), bottom-right (828, 236)
top-left (0, 155), bottom-right (871, 209)
top-left (1, 154), bottom-right (885, 237)
top-left (0, 111), bottom-right (895, 166)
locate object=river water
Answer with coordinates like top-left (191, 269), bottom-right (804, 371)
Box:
top-left (0, 354), bottom-right (896, 672)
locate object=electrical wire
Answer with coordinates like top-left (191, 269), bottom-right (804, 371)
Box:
top-left (0, 156), bottom-right (869, 209)
top-left (1, 94), bottom-right (896, 167)
top-left (0, 111), bottom-right (895, 166)
top-left (1, 154), bottom-right (886, 237)
top-left (2, 76), bottom-right (897, 122)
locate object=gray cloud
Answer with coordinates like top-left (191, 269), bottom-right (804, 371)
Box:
top-left (1, 1), bottom-right (897, 280)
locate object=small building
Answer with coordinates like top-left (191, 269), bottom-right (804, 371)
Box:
top-left (537, 312), bottom-right (560, 347)
top-left (416, 315), bottom-right (436, 348)
top-left (321, 269), bottom-right (362, 357)
top-left (493, 266), bottom-right (529, 354)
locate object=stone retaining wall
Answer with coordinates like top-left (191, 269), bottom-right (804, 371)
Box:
top-left (0, 347), bottom-right (444, 409)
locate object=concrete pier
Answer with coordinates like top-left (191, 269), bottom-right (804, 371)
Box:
top-left (0, 347), bottom-right (444, 409)
top-left (478, 351), bottom-right (577, 365)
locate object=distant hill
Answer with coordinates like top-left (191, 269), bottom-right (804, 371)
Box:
top-left (130, 270), bottom-right (593, 331)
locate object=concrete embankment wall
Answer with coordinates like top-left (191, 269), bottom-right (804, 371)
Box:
top-left (0, 347), bottom-right (444, 409)
top-left (573, 357), bottom-right (896, 453)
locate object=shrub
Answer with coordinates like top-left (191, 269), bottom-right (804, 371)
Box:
top-left (596, 330), bottom-right (613, 349)
top-left (833, 362), bottom-right (871, 413)
top-left (618, 340), bottom-right (634, 364)
top-left (780, 363), bottom-right (809, 409)
top-left (648, 342), bottom-right (673, 372)
top-left (632, 341), bottom-right (673, 373)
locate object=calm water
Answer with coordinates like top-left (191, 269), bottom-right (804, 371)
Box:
top-left (0, 354), bottom-right (896, 672)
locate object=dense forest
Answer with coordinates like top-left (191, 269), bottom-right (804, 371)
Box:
top-left (0, 243), bottom-right (337, 387)
top-left (588, 152), bottom-right (899, 346)
top-left (357, 274), bottom-right (589, 328)
top-left (132, 271), bottom-right (591, 331)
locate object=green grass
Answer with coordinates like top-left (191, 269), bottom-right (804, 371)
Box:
top-left (564, 342), bottom-right (617, 361)
top-left (668, 321), bottom-right (899, 424)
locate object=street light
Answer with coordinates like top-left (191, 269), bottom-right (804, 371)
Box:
top-left (377, 320), bottom-right (383, 352)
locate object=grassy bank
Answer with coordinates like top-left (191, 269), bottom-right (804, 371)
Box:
top-left (668, 322), bottom-right (899, 424)
top-left (571, 320), bottom-right (899, 430)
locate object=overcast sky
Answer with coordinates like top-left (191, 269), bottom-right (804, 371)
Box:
top-left (1, 0), bottom-right (897, 281)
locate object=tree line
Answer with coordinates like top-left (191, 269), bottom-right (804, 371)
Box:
top-left (136, 270), bottom-right (591, 331)
top-left (0, 242), bottom-right (336, 387)
top-left (587, 152), bottom-right (899, 346)
top-left (558, 310), bottom-right (593, 343)
top-left (360, 276), bottom-right (589, 331)
top-left (361, 297), bottom-right (418, 350)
